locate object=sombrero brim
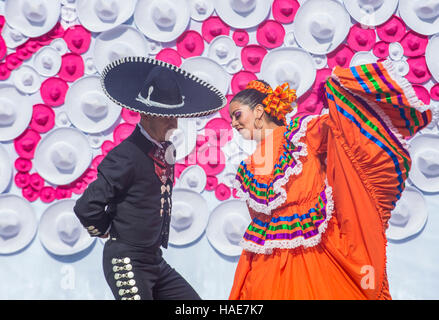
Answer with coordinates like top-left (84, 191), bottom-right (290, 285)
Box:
top-left (12, 66), bottom-right (41, 94)
top-left (260, 47), bottom-right (316, 97)
top-left (294, 0), bottom-right (351, 55)
top-left (93, 25), bottom-right (150, 74)
top-left (66, 75), bottom-right (122, 134)
top-left (101, 57), bottom-right (227, 118)
top-left (169, 188), bottom-right (209, 246)
top-left (208, 35), bottom-right (238, 65)
top-left (350, 51), bottom-right (378, 67)
top-left (426, 35), bottom-right (439, 82)
top-left (76, 0), bottom-right (137, 33)
top-left (34, 127), bottom-right (93, 186)
top-left (0, 84), bottom-right (33, 142)
top-left (177, 165), bottom-right (207, 193)
top-left (134, 0), bottom-right (190, 42)
top-left (0, 144), bottom-right (12, 193)
top-left (190, 0), bottom-right (214, 21)
top-left (214, 0), bottom-right (271, 29)
top-left (344, 0), bottom-right (398, 26)
top-left (4, 0), bottom-right (61, 38)
top-left (33, 47), bottom-right (62, 77)
top-left (206, 199), bottom-right (251, 257)
top-left (0, 194), bottom-right (38, 254)
top-left (39, 199), bottom-right (95, 256)
top-left (386, 186), bottom-right (428, 241)
top-left (408, 133), bottom-right (439, 193)
top-left (399, 0), bottom-right (439, 36)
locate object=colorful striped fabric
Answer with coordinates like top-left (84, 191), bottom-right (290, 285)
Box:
top-left (241, 183), bottom-right (333, 254)
top-left (229, 60), bottom-right (432, 300)
top-left (328, 61), bottom-right (432, 212)
top-left (333, 61), bottom-right (431, 140)
top-left (233, 115), bottom-right (312, 214)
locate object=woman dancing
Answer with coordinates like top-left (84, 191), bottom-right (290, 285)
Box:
top-left (228, 60), bottom-right (432, 299)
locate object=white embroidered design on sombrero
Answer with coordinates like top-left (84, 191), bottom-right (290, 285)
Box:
top-left (135, 86), bottom-right (185, 109)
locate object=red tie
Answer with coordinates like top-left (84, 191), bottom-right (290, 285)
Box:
top-left (148, 141), bottom-right (175, 185)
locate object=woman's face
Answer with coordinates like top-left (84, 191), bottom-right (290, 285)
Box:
top-left (229, 100), bottom-right (257, 140)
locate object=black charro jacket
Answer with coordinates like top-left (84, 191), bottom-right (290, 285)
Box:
top-left (73, 125), bottom-right (173, 249)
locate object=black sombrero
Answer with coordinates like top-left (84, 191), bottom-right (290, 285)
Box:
top-left (100, 56), bottom-right (227, 118)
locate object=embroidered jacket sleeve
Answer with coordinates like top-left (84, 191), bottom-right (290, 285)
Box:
top-left (73, 145), bottom-right (136, 237)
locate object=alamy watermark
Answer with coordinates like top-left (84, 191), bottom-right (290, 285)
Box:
top-left (60, 264), bottom-right (75, 290)
top-left (360, 265), bottom-right (375, 290)
top-left (164, 127), bottom-right (277, 176)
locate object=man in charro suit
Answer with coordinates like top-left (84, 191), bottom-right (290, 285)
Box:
top-left (74, 57), bottom-right (225, 300)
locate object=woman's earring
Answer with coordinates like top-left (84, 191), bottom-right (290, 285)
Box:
top-left (254, 118), bottom-right (263, 129)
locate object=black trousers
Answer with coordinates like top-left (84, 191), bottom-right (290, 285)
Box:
top-left (103, 238), bottom-right (201, 300)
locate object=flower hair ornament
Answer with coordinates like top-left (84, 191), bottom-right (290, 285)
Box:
top-left (246, 80), bottom-right (297, 124)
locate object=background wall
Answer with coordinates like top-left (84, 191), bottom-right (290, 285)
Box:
top-left (1, 0), bottom-right (439, 300)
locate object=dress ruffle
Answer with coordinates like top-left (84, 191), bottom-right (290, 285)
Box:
top-left (240, 179), bottom-right (334, 254)
top-left (229, 60), bottom-right (433, 299)
top-left (327, 59), bottom-right (432, 215)
top-left (233, 115), bottom-right (319, 215)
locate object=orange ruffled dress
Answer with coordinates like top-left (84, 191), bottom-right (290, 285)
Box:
top-left (229, 60), bottom-right (432, 300)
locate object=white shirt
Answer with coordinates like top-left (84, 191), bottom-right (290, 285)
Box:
top-left (137, 123), bottom-right (163, 149)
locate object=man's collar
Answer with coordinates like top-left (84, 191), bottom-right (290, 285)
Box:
top-left (137, 123), bottom-right (163, 149)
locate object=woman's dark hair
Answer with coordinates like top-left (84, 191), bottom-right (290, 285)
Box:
top-left (230, 80), bottom-right (285, 126)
